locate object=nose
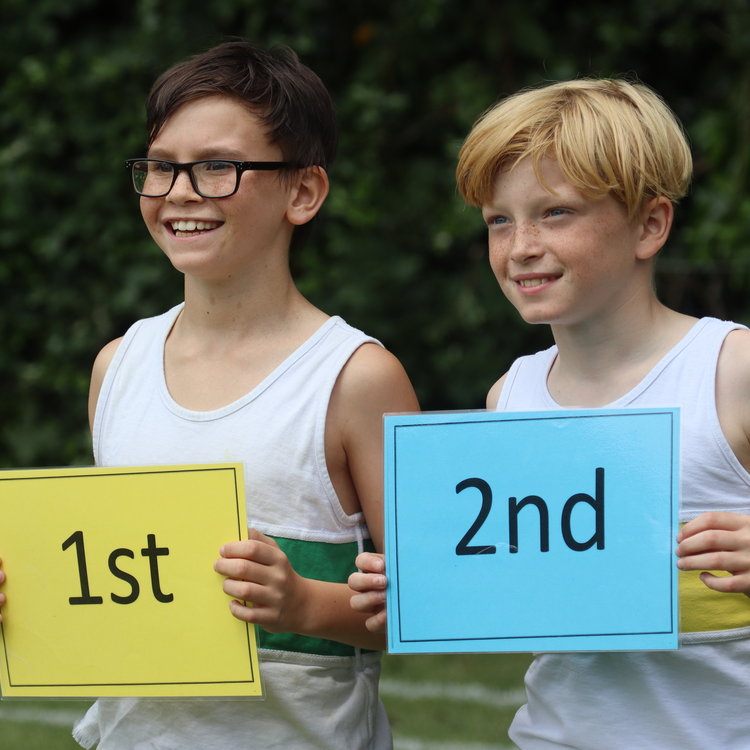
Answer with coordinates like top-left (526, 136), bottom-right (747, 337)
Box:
top-left (166, 168), bottom-right (202, 201)
top-left (508, 221), bottom-right (543, 263)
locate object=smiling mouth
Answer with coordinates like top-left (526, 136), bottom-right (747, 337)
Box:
top-left (170, 220), bottom-right (220, 236)
top-left (516, 276), bottom-right (558, 288)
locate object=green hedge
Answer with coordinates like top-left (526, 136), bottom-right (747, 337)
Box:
top-left (2, 0), bottom-right (749, 467)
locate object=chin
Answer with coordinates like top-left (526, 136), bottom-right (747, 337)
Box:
top-left (514, 306), bottom-right (557, 326)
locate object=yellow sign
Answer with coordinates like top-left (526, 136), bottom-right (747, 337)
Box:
top-left (0, 464), bottom-right (262, 698)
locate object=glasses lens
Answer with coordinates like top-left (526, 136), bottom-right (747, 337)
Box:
top-left (131, 160), bottom-right (174, 197)
top-left (129, 160), bottom-right (240, 198)
top-left (192, 161), bottom-right (239, 198)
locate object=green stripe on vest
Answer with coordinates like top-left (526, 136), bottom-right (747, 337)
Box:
top-left (258, 535), bottom-right (376, 657)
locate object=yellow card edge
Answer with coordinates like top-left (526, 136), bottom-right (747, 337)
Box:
top-left (0, 463), bottom-right (263, 699)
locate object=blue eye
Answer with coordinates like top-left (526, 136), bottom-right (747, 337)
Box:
top-left (490, 216), bottom-right (509, 226)
top-left (548, 208), bottom-right (568, 217)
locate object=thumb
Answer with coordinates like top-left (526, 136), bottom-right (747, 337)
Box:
top-left (247, 527), bottom-right (279, 548)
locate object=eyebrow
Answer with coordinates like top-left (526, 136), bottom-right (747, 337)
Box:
top-left (146, 147), bottom-right (248, 161)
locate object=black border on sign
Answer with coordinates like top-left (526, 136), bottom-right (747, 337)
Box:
top-left (388, 410), bottom-right (678, 648)
top-left (0, 464), bottom-right (257, 690)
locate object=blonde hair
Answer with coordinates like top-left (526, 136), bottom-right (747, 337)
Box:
top-left (456, 78), bottom-right (692, 219)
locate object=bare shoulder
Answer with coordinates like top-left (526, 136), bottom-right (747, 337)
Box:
top-left (88, 337), bottom-right (124, 429)
top-left (718, 327), bottom-right (750, 365)
top-left (93, 337), bottom-right (123, 368)
top-left (334, 342), bottom-right (419, 415)
top-left (486, 372), bottom-right (508, 410)
top-left (716, 328), bottom-right (750, 396)
top-left (716, 327), bottom-right (750, 470)
top-left (324, 343), bottom-right (419, 538)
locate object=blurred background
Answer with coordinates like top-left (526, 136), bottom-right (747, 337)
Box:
top-left (2, 0), bottom-right (750, 466)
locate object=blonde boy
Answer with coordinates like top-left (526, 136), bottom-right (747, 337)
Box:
top-left (352, 79), bottom-right (750, 748)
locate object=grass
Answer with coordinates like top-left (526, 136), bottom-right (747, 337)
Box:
top-left (381, 651), bottom-right (531, 748)
top-left (0, 701), bottom-right (91, 749)
top-left (0, 653), bottom-right (531, 749)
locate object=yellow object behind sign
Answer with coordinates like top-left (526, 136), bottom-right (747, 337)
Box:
top-left (679, 568), bottom-right (750, 634)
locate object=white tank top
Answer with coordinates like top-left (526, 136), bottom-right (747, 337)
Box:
top-left (498, 317), bottom-right (750, 520)
top-left (501, 318), bottom-right (750, 749)
top-left (74, 305), bottom-right (393, 750)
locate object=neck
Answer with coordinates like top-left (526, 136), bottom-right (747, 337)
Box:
top-left (547, 297), bottom-right (695, 407)
top-left (163, 270), bottom-right (328, 412)
top-left (177, 269), bottom-right (322, 343)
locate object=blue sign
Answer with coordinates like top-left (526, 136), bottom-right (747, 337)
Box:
top-left (384, 408), bottom-right (680, 653)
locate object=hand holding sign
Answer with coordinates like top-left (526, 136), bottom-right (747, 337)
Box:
top-left (677, 511), bottom-right (750, 595)
top-left (349, 552), bottom-right (387, 633)
top-left (216, 528), bottom-right (306, 633)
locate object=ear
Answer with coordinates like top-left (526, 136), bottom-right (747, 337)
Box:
top-left (286, 166), bottom-right (329, 226)
top-left (635, 196), bottom-right (673, 260)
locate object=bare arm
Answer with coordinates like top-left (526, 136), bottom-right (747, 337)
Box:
top-left (215, 344), bottom-right (419, 649)
top-left (486, 372), bottom-right (507, 410)
top-left (88, 337), bottom-right (123, 432)
top-left (676, 329), bottom-right (750, 597)
top-left (349, 367), bottom-right (510, 633)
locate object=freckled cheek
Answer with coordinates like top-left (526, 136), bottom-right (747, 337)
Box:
top-left (487, 240), bottom-right (510, 280)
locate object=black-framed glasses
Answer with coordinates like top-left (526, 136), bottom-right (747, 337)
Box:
top-left (125, 158), bottom-right (293, 198)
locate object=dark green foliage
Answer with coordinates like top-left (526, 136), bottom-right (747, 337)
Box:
top-left (1, 0), bottom-right (749, 467)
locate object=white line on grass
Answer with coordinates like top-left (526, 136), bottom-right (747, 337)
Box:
top-left (0, 680), bottom-right (525, 742)
top-left (394, 736), bottom-right (517, 750)
top-left (0, 700), bottom-right (521, 749)
top-left (380, 677), bottom-right (526, 709)
top-left (0, 705), bottom-right (85, 727)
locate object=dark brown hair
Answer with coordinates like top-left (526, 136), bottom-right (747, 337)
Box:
top-left (145, 39), bottom-right (337, 170)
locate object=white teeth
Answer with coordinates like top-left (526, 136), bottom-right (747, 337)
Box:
top-left (518, 278), bottom-right (553, 287)
top-left (171, 220), bottom-right (218, 233)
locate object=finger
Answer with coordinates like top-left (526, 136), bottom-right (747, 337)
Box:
top-left (677, 549), bottom-right (750, 574)
top-left (348, 571), bottom-right (387, 593)
top-left (219, 539), bottom-right (279, 566)
top-left (355, 552), bottom-right (385, 574)
top-left (228, 597), bottom-right (290, 631)
top-left (678, 512), bottom-right (747, 542)
top-left (699, 571), bottom-right (750, 595)
top-left (214, 557), bottom-right (274, 587)
top-left (222, 577), bottom-right (273, 606)
top-left (350, 589), bottom-right (386, 614)
top-left (227, 598), bottom-right (259, 623)
top-left (365, 610), bottom-right (387, 633)
top-left (676, 528), bottom-right (749, 558)
top-left (247, 528), bottom-right (280, 547)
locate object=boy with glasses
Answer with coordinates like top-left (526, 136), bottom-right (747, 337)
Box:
top-left (71, 39), bottom-right (418, 749)
top-left (350, 78), bottom-right (750, 748)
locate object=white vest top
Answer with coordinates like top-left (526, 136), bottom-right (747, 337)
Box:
top-left (74, 305), bottom-right (392, 750)
top-left (500, 318), bottom-right (750, 749)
